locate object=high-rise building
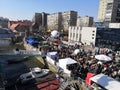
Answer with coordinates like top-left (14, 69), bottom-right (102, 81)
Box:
top-left (98, 0), bottom-right (108, 22)
top-left (47, 12), bottom-right (62, 31)
top-left (32, 12), bottom-right (49, 32)
top-left (98, 0), bottom-right (120, 22)
top-left (47, 11), bottom-right (77, 32)
top-left (61, 11), bottom-right (77, 32)
top-left (77, 16), bottom-right (94, 27)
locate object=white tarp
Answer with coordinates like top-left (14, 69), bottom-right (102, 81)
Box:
top-left (95, 54), bottom-right (112, 61)
top-left (59, 58), bottom-right (77, 75)
top-left (90, 74), bottom-right (120, 90)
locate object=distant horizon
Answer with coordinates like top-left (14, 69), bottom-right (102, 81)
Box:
top-left (0, 10), bottom-right (97, 21)
top-left (0, 0), bottom-right (99, 21)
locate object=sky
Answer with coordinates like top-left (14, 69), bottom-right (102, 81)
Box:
top-left (0, 0), bottom-right (99, 21)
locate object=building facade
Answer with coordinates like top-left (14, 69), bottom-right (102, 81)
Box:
top-left (77, 16), bottom-right (94, 27)
top-left (61, 11), bottom-right (77, 32)
top-left (96, 28), bottom-right (120, 50)
top-left (98, 0), bottom-right (120, 22)
top-left (68, 26), bottom-right (120, 50)
top-left (47, 12), bottom-right (62, 32)
top-left (0, 17), bottom-right (9, 28)
top-left (68, 26), bottom-right (97, 46)
top-left (81, 27), bottom-right (97, 46)
top-left (98, 0), bottom-right (108, 22)
top-left (109, 23), bottom-right (120, 28)
top-left (47, 11), bottom-right (77, 32)
top-left (32, 12), bottom-right (49, 32)
top-left (0, 28), bottom-right (15, 46)
top-left (9, 21), bottom-right (30, 32)
top-left (68, 26), bottom-right (81, 44)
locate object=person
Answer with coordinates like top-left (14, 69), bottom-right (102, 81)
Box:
top-left (15, 47), bottom-right (20, 54)
top-left (16, 48), bottom-right (19, 51)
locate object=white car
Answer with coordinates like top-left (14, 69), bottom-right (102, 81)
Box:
top-left (19, 67), bottom-right (49, 84)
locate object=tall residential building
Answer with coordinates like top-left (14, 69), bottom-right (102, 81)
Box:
top-left (61, 11), bottom-right (77, 32)
top-left (47, 11), bottom-right (77, 32)
top-left (98, 0), bottom-right (120, 22)
top-left (47, 12), bottom-right (62, 31)
top-left (32, 12), bottom-right (49, 32)
top-left (77, 16), bottom-right (94, 27)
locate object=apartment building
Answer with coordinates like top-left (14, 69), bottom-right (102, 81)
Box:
top-left (47, 12), bottom-right (62, 31)
top-left (98, 0), bottom-right (120, 22)
top-left (47, 11), bottom-right (77, 32)
top-left (77, 16), bottom-right (93, 27)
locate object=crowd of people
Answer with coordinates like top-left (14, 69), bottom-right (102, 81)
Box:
top-left (28, 35), bottom-right (120, 83)
top-left (45, 42), bottom-right (120, 82)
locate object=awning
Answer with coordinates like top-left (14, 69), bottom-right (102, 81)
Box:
top-left (90, 74), bottom-right (120, 90)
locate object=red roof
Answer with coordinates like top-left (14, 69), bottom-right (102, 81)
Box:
top-left (9, 21), bottom-right (30, 30)
top-left (37, 78), bottom-right (59, 90)
top-left (10, 23), bottom-right (19, 30)
top-left (18, 78), bottom-right (59, 90)
top-left (10, 21), bottom-right (30, 26)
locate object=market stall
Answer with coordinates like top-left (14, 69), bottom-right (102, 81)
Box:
top-left (90, 73), bottom-right (120, 90)
top-left (58, 58), bottom-right (77, 76)
top-left (46, 51), bottom-right (58, 65)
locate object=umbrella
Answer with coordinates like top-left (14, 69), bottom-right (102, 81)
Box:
top-left (95, 54), bottom-right (112, 61)
top-left (73, 49), bottom-right (80, 55)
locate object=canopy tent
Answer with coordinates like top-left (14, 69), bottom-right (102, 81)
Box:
top-left (26, 36), bottom-right (45, 44)
top-left (59, 58), bottom-right (77, 65)
top-left (46, 52), bottom-right (58, 65)
top-left (86, 73), bottom-right (95, 85)
top-left (95, 54), bottom-right (112, 62)
top-left (90, 74), bottom-right (120, 90)
top-left (47, 52), bottom-right (57, 59)
top-left (26, 38), bottom-right (38, 44)
top-left (59, 58), bottom-right (77, 76)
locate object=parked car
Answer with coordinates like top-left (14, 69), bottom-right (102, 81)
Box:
top-left (18, 67), bottom-right (50, 84)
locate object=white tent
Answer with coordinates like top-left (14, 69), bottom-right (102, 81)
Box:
top-left (95, 54), bottom-right (112, 61)
top-left (59, 58), bottom-right (77, 76)
top-left (46, 52), bottom-right (57, 65)
top-left (90, 74), bottom-right (120, 90)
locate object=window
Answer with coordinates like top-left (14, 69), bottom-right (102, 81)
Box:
top-left (76, 34), bottom-right (78, 39)
top-left (92, 34), bottom-right (94, 36)
top-left (107, 3), bottom-right (113, 10)
top-left (92, 37), bottom-right (94, 39)
top-left (93, 30), bottom-right (95, 33)
top-left (26, 75), bottom-right (32, 79)
top-left (35, 71), bottom-right (42, 74)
